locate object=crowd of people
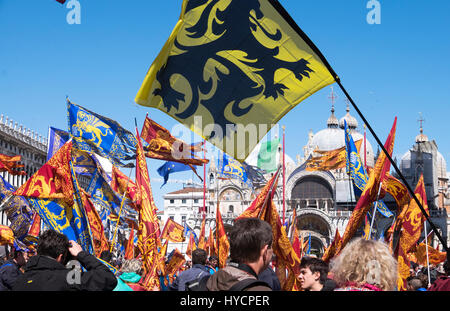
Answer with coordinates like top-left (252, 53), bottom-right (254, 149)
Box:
top-left (0, 218), bottom-right (448, 291)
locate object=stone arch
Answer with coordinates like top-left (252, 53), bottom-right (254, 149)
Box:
top-left (286, 170), bottom-right (335, 202)
top-left (296, 209), bottom-right (334, 252)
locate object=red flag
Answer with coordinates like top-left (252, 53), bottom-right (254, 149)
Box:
top-left (164, 248), bottom-right (186, 276)
top-left (111, 165), bottom-right (138, 207)
top-left (322, 228), bottom-right (342, 263)
top-left (206, 226), bottom-right (215, 257)
top-left (338, 117), bottom-right (397, 254)
top-left (14, 141), bottom-right (74, 204)
top-left (235, 172), bottom-right (279, 221)
top-left (27, 213), bottom-right (41, 238)
top-left (186, 232), bottom-right (197, 259)
top-left (135, 128), bottom-right (161, 291)
top-left (125, 223), bottom-right (135, 260)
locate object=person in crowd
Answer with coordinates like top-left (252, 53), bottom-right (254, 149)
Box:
top-left (298, 256), bottom-right (334, 291)
top-left (258, 264), bottom-right (281, 291)
top-left (407, 277), bottom-right (426, 291)
top-left (417, 271), bottom-right (429, 290)
top-left (12, 229), bottom-right (117, 291)
top-left (205, 218), bottom-right (273, 291)
top-left (206, 256), bottom-right (219, 274)
top-left (428, 260), bottom-right (450, 291)
top-left (172, 248), bottom-right (210, 291)
top-left (0, 243), bottom-right (29, 291)
top-left (330, 238), bottom-right (397, 291)
top-left (114, 258), bottom-right (145, 291)
top-left (99, 250), bottom-right (113, 264)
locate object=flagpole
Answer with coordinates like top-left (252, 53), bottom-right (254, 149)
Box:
top-left (282, 125), bottom-right (286, 225)
top-left (364, 124), bottom-right (367, 171)
top-left (110, 166), bottom-right (134, 252)
top-left (368, 182), bottom-right (383, 240)
top-left (336, 79), bottom-right (449, 252)
top-left (424, 221), bottom-right (431, 287)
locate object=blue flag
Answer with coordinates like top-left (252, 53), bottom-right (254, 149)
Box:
top-left (183, 222), bottom-right (198, 245)
top-left (157, 161), bottom-right (192, 188)
top-left (47, 127), bottom-right (70, 161)
top-left (217, 151), bottom-right (250, 185)
top-left (373, 200), bottom-right (394, 218)
top-left (344, 120), bottom-right (368, 198)
top-left (0, 175), bottom-right (33, 241)
top-left (67, 101), bottom-right (137, 167)
top-left (306, 233), bottom-right (311, 255)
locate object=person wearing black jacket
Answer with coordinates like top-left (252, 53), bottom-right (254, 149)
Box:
top-left (0, 246), bottom-right (29, 291)
top-left (12, 230), bottom-right (117, 291)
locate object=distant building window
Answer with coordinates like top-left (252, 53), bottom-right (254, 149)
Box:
top-left (228, 205), bottom-right (234, 213)
top-left (182, 199), bottom-right (187, 204)
top-left (194, 199), bottom-right (198, 204)
top-left (169, 215), bottom-right (174, 220)
top-left (181, 215), bottom-right (186, 225)
top-left (170, 199), bottom-right (175, 204)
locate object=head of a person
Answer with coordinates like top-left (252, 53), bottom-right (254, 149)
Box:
top-left (121, 259), bottom-right (143, 275)
top-left (37, 230), bottom-right (71, 264)
top-left (299, 256), bottom-right (329, 291)
top-left (192, 249), bottom-right (207, 265)
top-left (229, 218), bottom-right (273, 273)
top-left (330, 238), bottom-right (397, 291)
top-left (408, 277), bottom-right (423, 291)
top-left (100, 250), bottom-right (113, 263)
top-left (208, 256), bottom-right (218, 268)
top-left (417, 272), bottom-right (428, 289)
top-left (11, 248), bottom-right (29, 267)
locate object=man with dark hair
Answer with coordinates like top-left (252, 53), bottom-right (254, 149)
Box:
top-left (0, 244), bottom-right (29, 291)
top-left (298, 256), bottom-right (331, 291)
top-left (12, 229), bottom-right (117, 291)
top-left (204, 218), bottom-right (273, 291)
top-left (172, 248), bottom-right (210, 291)
top-left (206, 256), bottom-right (219, 274)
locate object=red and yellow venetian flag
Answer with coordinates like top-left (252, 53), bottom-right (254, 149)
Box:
top-left (197, 215), bottom-right (206, 250)
top-left (216, 203), bottom-right (229, 269)
top-left (14, 141), bottom-right (74, 204)
top-left (0, 153), bottom-right (26, 176)
top-left (159, 239), bottom-right (169, 275)
top-left (125, 223), bottom-right (135, 260)
top-left (235, 172), bottom-right (279, 221)
top-left (0, 225), bottom-right (14, 246)
top-left (322, 228), bottom-right (342, 263)
top-left (395, 174), bottom-right (429, 291)
top-left (79, 189), bottom-right (109, 257)
top-left (305, 140), bottom-right (362, 172)
top-left (413, 242), bottom-right (447, 266)
top-left (338, 118), bottom-right (397, 254)
top-left (185, 232), bottom-right (197, 259)
top-left (165, 248), bottom-right (186, 276)
top-left (206, 226), bottom-right (215, 257)
top-left (135, 128), bottom-right (161, 291)
top-left (160, 218), bottom-right (185, 243)
top-left (27, 213), bottom-right (41, 238)
top-left (111, 165), bottom-right (138, 207)
top-left (141, 116), bottom-right (208, 167)
top-left (261, 197), bottom-right (301, 277)
top-left (382, 173), bottom-right (410, 208)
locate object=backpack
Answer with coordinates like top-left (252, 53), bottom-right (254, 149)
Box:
top-left (186, 274), bottom-right (269, 291)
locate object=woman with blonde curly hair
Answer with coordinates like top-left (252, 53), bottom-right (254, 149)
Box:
top-left (330, 238), bottom-right (398, 291)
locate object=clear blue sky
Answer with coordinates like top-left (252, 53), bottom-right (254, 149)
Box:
top-left (1, 0), bottom-right (449, 209)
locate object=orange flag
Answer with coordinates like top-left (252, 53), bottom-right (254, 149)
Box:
top-left (0, 225), bottom-right (14, 246)
top-left (322, 228), bottom-right (342, 263)
top-left (165, 248), bottom-right (186, 276)
top-left (395, 174), bottom-right (429, 291)
top-left (382, 173), bottom-right (410, 208)
top-left (14, 141), bottom-right (74, 204)
top-left (216, 203), bottom-right (229, 269)
top-left (27, 213), bottom-right (41, 238)
top-left (206, 226), bottom-right (216, 257)
top-left (197, 215), bottom-right (206, 250)
top-left (186, 232), bottom-right (197, 259)
top-left (159, 239), bottom-right (169, 275)
top-left (0, 153), bottom-right (26, 176)
top-left (338, 118), bottom-right (397, 254)
top-left (125, 223), bottom-right (135, 260)
top-left (305, 140), bottom-right (362, 172)
top-left (413, 242), bottom-right (447, 266)
top-left (135, 128), bottom-right (161, 291)
top-left (160, 218), bottom-right (185, 243)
